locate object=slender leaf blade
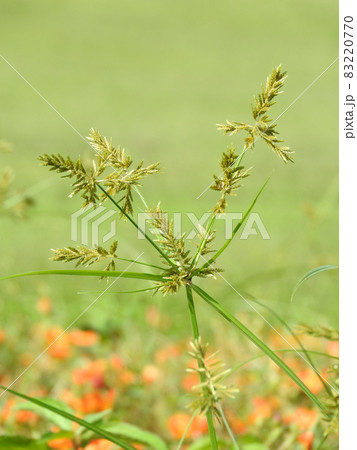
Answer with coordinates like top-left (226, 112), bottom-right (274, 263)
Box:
top-left (101, 421), bottom-right (169, 450)
top-left (191, 285), bottom-right (325, 412)
top-left (291, 265), bottom-right (338, 302)
top-left (238, 289), bottom-right (334, 398)
top-left (0, 386), bottom-right (136, 450)
top-left (0, 269), bottom-right (164, 282)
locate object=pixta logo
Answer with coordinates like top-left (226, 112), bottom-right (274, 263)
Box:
top-left (71, 205), bottom-right (117, 246)
top-left (137, 212), bottom-right (270, 241)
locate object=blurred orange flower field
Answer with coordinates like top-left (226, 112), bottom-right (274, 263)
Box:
top-left (0, 295), bottom-right (338, 449)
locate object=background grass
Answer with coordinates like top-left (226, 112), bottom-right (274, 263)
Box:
top-left (0, 0), bottom-right (338, 351)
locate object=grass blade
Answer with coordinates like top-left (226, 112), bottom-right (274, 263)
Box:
top-left (0, 386), bottom-right (136, 450)
top-left (78, 287), bottom-right (157, 295)
top-left (0, 269), bottom-right (164, 283)
top-left (98, 421), bottom-right (169, 450)
top-left (191, 284), bottom-right (325, 412)
top-left (291, 265), bottom-right (338, 302)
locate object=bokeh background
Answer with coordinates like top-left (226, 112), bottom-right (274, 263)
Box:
top-left (0, 0), bottom-right (338, 446)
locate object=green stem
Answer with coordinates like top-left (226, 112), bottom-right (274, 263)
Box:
top-left (185, 285), bottom-right (218, 450)
top-left (192, 144), bottom-right (250, 274)
top-left (191, 214), bottom-right (217, 269)
top-left (197, 176), bottom-right (270, 273)
top-left (97, 184), bottom-right (176, 268)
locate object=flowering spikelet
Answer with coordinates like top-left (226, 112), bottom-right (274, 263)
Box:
top-left (39, 153), bottom-right (99, 206)
top-left (187, 338), bottom-right (238, 420)
top-left (194, 225), bottom-right (216, 257)
top-left (217, 65), bottom-right (293, 162)
top-left (297, 324), bottom-right (339, 341)
top-left (148, 203), bottom-right (192, 294)
top-left (51, 241), bottom-right (118, 272)
top-left (39, 128), bottom-right (160, 213)
top-left (211, 146), bottom-right (250, 214)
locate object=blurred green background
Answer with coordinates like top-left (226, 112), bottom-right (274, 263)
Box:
top-left (0, 0), bottom-right (338, 346)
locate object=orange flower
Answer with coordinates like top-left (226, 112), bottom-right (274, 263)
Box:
top-left (141, 365), bottom-right (161, 384)
top-left (327, 341), bottom-right (339, 357)
top-left (118, 369), bottom-right (135, 386)
top-left (72, 360), bottom-right (106, 388)
top-left (79, 389), bottom-right (116, 414)
top-left (62, 389), bottom-right (115, 414)
top-left (285, 407), bottom-right (318, 430)
top-left (110, 355), bottom-right (124, 370)
top-left (82, 439), bottom-right (113, 450)
top-left (48, 438), bottom-right (74, 450)
top-left (46, 328), bottom-right (71, 359)
top-left (297, 369), bottom-right (325, 394)
top-left (61, 390), bottom-right (82, 412)
top-left (182, 372), bottom-right (199, 391)
top-left (168, 413), bottom-right (193, 440)
top-left (248, 396), bottom-right (273, 424)
top-left (167, 413), bottom-right (207, 440)
top-left (70, 330), bottom-right (99, 347)
top-left (155, 345), bottom-right (181, 363)
top-left (0, 329), bottom-right (5, 344)
top-left (190, 415), bottom-right (208, 437)
top-left (298, 430), bottom-right (314, 449)
top-left (225, 412), bottom-right (247, 434)
top-left (15, 409), bottom-right (38, 424)
top-left (1, 398), bottom-right (15, 422)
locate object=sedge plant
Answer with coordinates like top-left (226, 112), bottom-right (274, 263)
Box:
top-left (1, 66), bottom-right (337, 449)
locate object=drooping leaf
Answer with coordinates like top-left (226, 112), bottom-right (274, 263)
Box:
top-left (291, 265), bottom-right (338, 302)
top-left (0, 386), bottom-right (136, 450)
